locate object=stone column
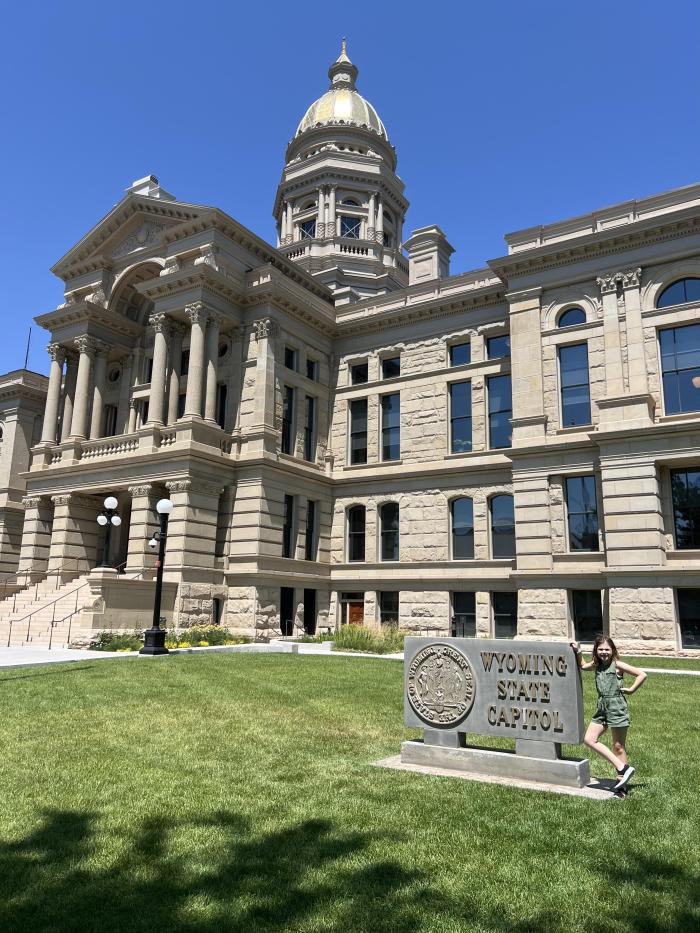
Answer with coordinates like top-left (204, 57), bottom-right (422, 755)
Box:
top-left (285, 201), bottom-right (293, 245)
top-left (621, 268), bottom-right (648, 395)
top-left (204, 313), bottom-right (222, 424)
top-left (317, 187), bottom-right (325, 238)
top-left (60, 352), bottom-right (78, 442)
top-left (166, 325), bottom-right (184, 425)
top-left (125, 484), bottom-right (158, 575)
top-left (507, 287), bottom-right (547, 444)
top-left (47, 493), bottom-right (101, 579)
top-left (165, 478), bottom-right (221, 572)
top-left (69, 336), bottom-right (96, 440)
top-left (280, 204), bottom-right (287, 243)
top-left (329, 187), bottom-right (336, 237)
top-left (147, 313), bottom-right (170, 425)
top-left (367, 193), bottom-right (376, 241)
top-left (246, 318), bottom-right (278, 455)
top-left (376, 197), bottom-right (384, 242)
top-left (17, 496), bottom-right (53, 580)
top-left (128, 399), bottom-right (138, 434)
top-left (40, 344), bottom-right (65, 445)
top-left (183, 303), bottom-right (208, 419)
top-left (597, 272), bottom-right (625, 398)
top-left (117, 353), bottom-right (134, 434)
top-left (89, 343), bottom-right (109, 439)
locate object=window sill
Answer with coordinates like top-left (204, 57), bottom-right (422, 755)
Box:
top-left (555, 424), bottom-right (594, 435)
top-left (343, 460), bottom-right (403, 470)
top-left (666, 549), bottom-right (700, 560)
top-left (657, 411), bottom-right (700, 424)
top-left (553, 552), bottom-right (602, 561)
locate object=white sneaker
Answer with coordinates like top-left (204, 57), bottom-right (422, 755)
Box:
top-left (613, 765), bottom-right (635, 791)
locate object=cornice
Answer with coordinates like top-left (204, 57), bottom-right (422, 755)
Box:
top-left (34, 301), bottom-right (144, 339)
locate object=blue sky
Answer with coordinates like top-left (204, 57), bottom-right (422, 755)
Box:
top-left (1, 0), bottom-right (699, 375)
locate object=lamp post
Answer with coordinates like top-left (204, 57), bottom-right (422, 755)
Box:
top-left (96, 495), bottom-right (122, 568)
top-left (140, 497), bottom-right (173, 656)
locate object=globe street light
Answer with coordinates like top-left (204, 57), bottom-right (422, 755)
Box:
top-left (96, 495), bottom-right (122, 568)
top-left (140, 497), bottom-right (173, 656)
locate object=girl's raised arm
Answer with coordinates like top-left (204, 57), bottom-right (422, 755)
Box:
top-left (570, 642), bottom-right (596, 671)
top-left (617, 660), bottom-right (648, 694)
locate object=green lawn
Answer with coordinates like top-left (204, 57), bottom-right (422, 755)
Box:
top-left (0, 654), bottom-right (697, 933)
top-left (624, 655), bottom-right (700, 671)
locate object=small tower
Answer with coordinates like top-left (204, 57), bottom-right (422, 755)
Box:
top-left (274, 42), bottom-right (409, 303)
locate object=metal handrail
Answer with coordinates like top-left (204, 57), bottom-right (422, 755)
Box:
top-left (55, 567), bottom-right (145, 650)
top-left (3, 560), bottom-right (93, 613)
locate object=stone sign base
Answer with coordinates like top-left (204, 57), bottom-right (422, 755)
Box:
top-left (401, 739), bottom-right (590, 789)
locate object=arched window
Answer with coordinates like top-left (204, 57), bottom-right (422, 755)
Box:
top-left (557, 307), bottom-right (586, 328)
top-left (656, 278), bottom-right (700, 309)
top-left (342, 198), bottom-right (360, 207)
top-left (490, 495), bottom-right (515, 558)
top-left (451, 498), bottom-right (474, 559)
top-left (379, 503), bottom-right (399, 561)
top-left (347, 506), bottom-right (366, 562)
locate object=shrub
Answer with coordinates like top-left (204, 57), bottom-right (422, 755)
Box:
top-left (89, 631), bottom-right (142, 652)
top-left (332, 624), bottom-right (407, 655)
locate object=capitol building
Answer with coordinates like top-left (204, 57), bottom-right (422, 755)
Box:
top-left (1, 44), bottom-right (699, 653)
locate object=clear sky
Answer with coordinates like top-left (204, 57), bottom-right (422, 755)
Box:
top-left (1, 0), bottom-right (699, 376)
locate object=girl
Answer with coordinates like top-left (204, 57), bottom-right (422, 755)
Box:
top-left (570, 635), bottom-right (647, 792)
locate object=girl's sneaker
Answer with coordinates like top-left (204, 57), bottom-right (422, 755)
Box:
top-left (613, 765), bottom-right (635, 791)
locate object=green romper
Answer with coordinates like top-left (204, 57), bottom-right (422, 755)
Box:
top-left (592, 660), bottom-right (630, 728)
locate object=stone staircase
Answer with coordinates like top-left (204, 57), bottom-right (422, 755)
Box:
top-left (0, 573), bottom-right (96, 648)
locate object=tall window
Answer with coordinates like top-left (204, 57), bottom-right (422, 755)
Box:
top-left (347, 506), bottom-right (366, 562)
top-left (656, 277), bottom-right (700, 309)
top-left (350, 362), bottom-right (368, 385)
top-left (305, 500), bottom-right (317, 561)
top-left (493, 592), bottom-right (517, 638)
top-left (284, 347), bottom-right (298, 371)
top-left (451, 498), bottom-right (474, 559)
top-left (180, 349), bottom-right (190, 376)
top-left (571, 590), bottom-right (603, 642)
top-left (380, 502), bottom-right (399, 561)
top-left (306, 358), bottom-right (319, 381)
top-left (281, 386), bottom-right (295, 455)
top-left (282, 495), bottom-right (295, 559)
top-left (381, 393), bottom-right (400, 461)
top-left (103, 404), bottom-right (118, 438)
top-left (349, 399), bottom-right (368, 464)
top-left (559, 343), bottom-right (591, 426)
top-left (216, 384), bottom-right (227, 429)
top-left (378, 591), bottom-right (399, 626)
top-left (557, 307), bottom-right (586, 328)
top-left (449, 381), bottom-right (472, 453)
top-left (304, 395), bottom-right (316, 462)
top-left (677, 589), bottom-right (700, 648)
top-left (381, 356), bottom-right (401, 379)
top-left (490, 495), bottom-right (515, 558)
top-left (487, 335), bottom-right (510, 359)
top-left (300, 219), bottom-right (316, 239)
top-left (671, 468), bottom-right (700, 549)
top-left (565, 475), bottom-right (599, 551)
top-left (452, 592), bottom-right (476, 637)
top-left (340, 216), bottom-right (361, 238)
top-left (659, 324), bottom-right (700, 415)
top-left (487, 375), bottom-right (512, 449)
top-left (449, 342), bottom-right (471, 366)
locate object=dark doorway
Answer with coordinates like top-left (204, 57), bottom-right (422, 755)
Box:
top-left (303, 589), bottom-right (316, 634)
top-left (280, 587), bottom-right (295, 636)
top-left (212, 597), bottom-right (223, 625)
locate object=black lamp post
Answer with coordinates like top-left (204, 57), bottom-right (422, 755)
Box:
top-left (96, 495), bottom-right (121, 568)
top-left (140, 497), bottom-right (173, 656)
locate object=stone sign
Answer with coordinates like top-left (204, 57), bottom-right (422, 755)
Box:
top-left (402, 638), bottom-right (589, 788)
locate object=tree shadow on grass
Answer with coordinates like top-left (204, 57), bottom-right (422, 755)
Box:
top-left (0, 665), bottom-right (95, 683)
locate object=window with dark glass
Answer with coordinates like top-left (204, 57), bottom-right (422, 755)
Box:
top-left (381, 356), bottom-right (401, 379)
top-left (449, 381), bottom-right (472, 453)
top-left (671, 468), bottom-right (700, 549)
top-left (559, 343), bottom-right (591, 426)
top-left (305, 500), bottom-right (317, 561)
top-left (380, 502), bottom-right (399, 561)
top-left (452, 592), bottom-right (476, 637)
top-left (306, 358), bottom-right (319, 381)
top-left (487, 335), bottom-right (510, 359)
top-left (382, 231), bottom-right (393, 248)
top-left (177, 393), bottom-right (186, 419)
top-left (572, 590), bottom-right (603, 642)
top-left (659, 323), bottom-right (700, 415)
top-left (140, 399), bottom-right (149, 426)
top-left (378, 591), bottom-right (399, 626)
top-left (677, 589), bottom-right (700, 648)
top-left (340, 215), bottom-right (361, 238)
top-left (349, 398), bottom-right (368, 464)
top-left (487, 374), bottom-right (512, 449)
top-left (304, 396), bottom-right (316, 462)
top-left (215, 384), bottom-right (227, 429)
top-left (180, 349), bottom-right (189, 376)
top-left (493, 592), bottom-right (517, 638)
top-left (284, 346), bottom-right (298, 371)
top-left (103, 404), bottom-right (118, 438)
top-left (300, 219), bottom-right (316, 239)
top-left (565, 475), bottom-right (599, 551)
top-left (451, 497), bottom-right (474, 559)
top-left (347, 506), bottom-right (366, 562)
top-left (656, 277), bottom-right (700, 309)
top-left (281, 386), bottom-right (295, 455)
top-left (490, 495), bottom-right (515, 558)
top-left (449, 342), bottom-right (471, 367)
top-left (282, 494), bottom-right (295, 558)
top-left (557, 307), bottom-right (586, 328)
top-left (145, 357), bottom-right (154, 382)
top-left (381, 393), bottom-right (400, 461)
top-left (350, 362), bottom-right (368, 385)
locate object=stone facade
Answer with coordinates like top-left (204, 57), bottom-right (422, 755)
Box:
top-left (1, 45), bottom-right (700, 654)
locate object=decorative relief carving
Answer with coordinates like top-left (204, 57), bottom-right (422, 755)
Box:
top-left (148, 312), bottom-right (171, 334)
top-left (74, 335), bottom-right (98, 356)
top-left (161, 256), bottom-right (180, 275)
top-left (128, 484), bottom-right (153, 497)
top-left (166, 479), bottom-right (192, 493)
top-left (86, 284), bottom-right (107, 307)
top-left (596, 273), bottom-right (619, 295)
top-left (621, 267), bottom-right (642, 289)
top-left (185, 302), bottom-right (209, 326)
top-left (407, 643), bottom-right (476, 727)
top-left (48, 343), bottom-right (66, 365)
top-left (597, 268), bottom-right (643, 295)
top-left (22, 496), bottom-right (42, 509)
top-left (194, 245), bottom-right (220, 269)
top-left (50, 494), bottom-right (72, 506)
top-left (112, 222), bottom-right (165, 259)
top-left (253, 318), bottom-right (279, 341)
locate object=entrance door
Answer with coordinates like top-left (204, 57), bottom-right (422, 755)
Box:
top-left (340, 592), bottom-right (365, 626)
top-left (303, 589), bottom-right (316, 634)
top-left (280, 587), bottom-right (295, 636)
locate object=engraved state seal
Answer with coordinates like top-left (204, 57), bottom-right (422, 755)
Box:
top-left (407, 643), bottom-right (475, 727)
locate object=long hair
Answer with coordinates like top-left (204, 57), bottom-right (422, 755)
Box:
top-left (592, 634), bottom-right (619, 668)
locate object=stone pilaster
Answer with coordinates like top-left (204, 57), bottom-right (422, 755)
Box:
top-left (125, 484), bottom-right (158, 575)
top-left (507, 287), bottom-right (547, 444)
top-left (17, 497), bottom-right (53, 580)
top-left (599, 455), bottom-right (665, 568)
top-left (245, 318), bottom-right (279, 455)
top-left (47, 493), bottom-right (101, 579)
top-left (40, 344), bottom-right (65, 445)
top-left (183, 303), bottom-right (208, 419)
top-left (69, 336), bottom-right (96, 440)
top-left (164, 479), bottom-right (222, 571)
top-left (60, 352), bottom-right (78, 442)
top-left (147, 313), bottom-right (171, 425)
top-left (166, 324), bottom-right (185, 425)
top-left (89, 342), bottom-right (110, 439)
top-left (117, 353), bottom-right (134, 434)
top-left (204, 312), bottom-right (223, 424)
top-left (512, 470), bottom-right (553, 572)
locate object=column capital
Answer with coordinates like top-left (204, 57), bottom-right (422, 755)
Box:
top-left (94, 340), bottom-right (111, 358)
top-left (621, 267), bottom-right (642, 289)
top-left (22, 496), bottom-right (43, 509)
top-left (166, 478), bottom-right (192, 493)
top-left (207, 310), bottom-right (226, 328)
top-left (253, 318), bottom-right (279, 341)
top-left (48, 343), bottom-right (66, 364)
top-left (128, 484), bottom-right (153, 497)
top-left (74, 335), bottom-right (99, 356)
top-left (51, 494), bottom-right (72, 507)
top-left (185, 302), bottom-right (209, 325)
top-left (148, 312), bottom-right (172, 334)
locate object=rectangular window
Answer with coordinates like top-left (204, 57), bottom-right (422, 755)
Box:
top-left (671, 468), bottom-right (700, 548)
top-left (300, 219), bottom-right (316, 239)
top-left (659, 323), bottom-right (700, 415)
top-left (177, 393), bottom-right (186, 419)
top-left (380, 502), bottom-right (399, 561)
top-left (103, 404), bottom-right (118, 438)
top-left (381, 393), bottom-right (400, 461)
top-left (304, 395), bottom-right (316, 462)
top-left (493, 592), bottom-right (517, 638)
top-left (452, 592), bottom-right (476, 637)
top-left (139, 399), bottom-right (149, 426)
top-left (559, 343), bottom-right (591, 427)
top-left (282, 494), bottom-right (295, 559)
top-left (451, 498), bottom-right (474, 559)
top-left (490, 495), bottom-right (516, 558)
top-left (350, 362), bottom-right (368, 385)
top-left (487, 335), bottom-right (510, 359)
top-left (381, 356), bottom-right (401, 379)
top-left (487, 374), bottom-right (512, 449)
top-left (347, 507), bottom-right (366, 562)
top-left (449, 381), bottom-right (472, 453)
top-left (216, 383), bottom-right (227, 429)
top-left (340, 215), bottom-right (361, 238)
top-left (677, 589), bottom-right (700, 648)
top-left (571, 590), bottom-right (603, 642)
top-left (565, 475), bottom-right (599, 551)
top-left (378, 591), bottom-right (399, 627)
top-left (284, 347), bottom-right (298, 371)
top-left (145, 357), bottom-right (154, 382)
top-left (180, 349), bottom-right (190, 376)
top-left (305, 500), bottom-right (317, 561)
top-left (281, 386), bottom-right (295, 455)
top-left (306, 358), bottom-right (319, 381)
top-left (449, 342), bottom-right (471, 367)
top-left (349, 398), bottom-right (368, 464)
